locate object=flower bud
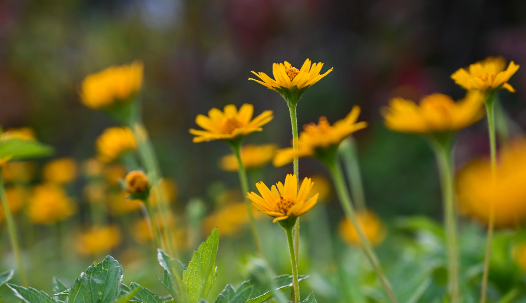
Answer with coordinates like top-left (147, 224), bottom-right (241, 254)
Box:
top-left (125, 171), bottom-right (149, 194)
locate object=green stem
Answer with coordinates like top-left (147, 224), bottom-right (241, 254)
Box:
top-left (285, 226), bottom-right (300, 303)
top-left (229, 141), bottom-right (263, 257)
top-left (480, 94), bottom-right (497, 303)
top-left (0, 169), bottom-right (27, 286)
top-left (339, 137), bottom-right (367, 213)
top-left (431, 138), bottom-right (460, 303)
top-left (327, 160), bottom-right (398, 303)
top-left (287, 104), bottom-right (301, 283)
top-left (142, 198), bottom-right (165, 251)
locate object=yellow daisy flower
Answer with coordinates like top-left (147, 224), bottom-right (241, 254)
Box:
top-left (457, 138), bottom-right (526, 228)
top-left (28, 184), bottom-right (76, 225)
top-left (189, 104), bottom-right (273, 143)
top-left (42, 158), bottom-right (78, 184)
top-left (273, 106), bottom-right (367, 167)
top-left (381, 91), bottom-right (485, 134)
top-left (96, 127), bottom-right (137, 163)
top-left (76, 226), bottom-right (122, 256)
top-left (247, 174), bottom-right (319, 223)
top-left (249, 59), bottom-right (333, 103)
top-left (339, 210), bottom-right (386, 247)
top-left (80, 61), bottom-right (143, 109)
top-left (451, 57), bottom-right (519, 93)
top-left (219, 144), bottom-right (278, 171)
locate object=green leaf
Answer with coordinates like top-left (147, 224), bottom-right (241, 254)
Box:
top-left (129, 282), bottom-right (162, 303)
top-left (183, 228), bottom-right (219, 303)
top-left (7, 284), bottom-right (55, 303)
top-left (213, 285), bottom-right (235, 303)
top-left (406, 278), bottom-right (431, 303)
top-left (0, 270), bottom-right (13, 287)
top-left (0, 139), bottom-right (53, 161)
top-left (53, 277), bottom-right (68, 295)
top-left (157, 249), bottom-right (185, 303)
top-left (67, 256), bottom-right (123, 303)
top-left (302, 293), bottom-right (317, 303)
top-left (114, 287), bottom-right (141, 303)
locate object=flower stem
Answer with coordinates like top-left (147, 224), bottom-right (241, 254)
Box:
top-left (431, 137), bottom-right (460, 303)
top-left (284, 226), bottom-right (300, 303)
top-left (142, 198), bottom-right (165, 251)
top-left (339, 137), bottom-right (367, 213)
top-left (480, 94), bottom-right (497, 303)
top-left (0, 169), bottom-right (27, 286)
top-left (287, 103), bottom-right (301, 283)
top-left (327, 159), bottom-right (398, 303)
top-left (229, 141), bottom-right (263, 257)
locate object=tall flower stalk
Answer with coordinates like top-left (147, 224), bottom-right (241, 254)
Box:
top-left (339, 137), bottom-right (366, 213)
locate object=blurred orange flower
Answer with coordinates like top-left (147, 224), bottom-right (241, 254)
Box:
top-left (339, 210), bottom-right (386, 247)
top-left (43, 158), bottom-right (78, 184)
top-left (219, 144), bottom-right (277, 171)
top-left (28, 184), bottom-right (76, 225)
top-left (451, 57), bottom-right (519, 93)
top-left (107, 191), bottom-right (142, 215)
top-left (97, 127), bottom-right (136, 163)
top-left (202, 202), bottom-right (262, 238)
top-left (76, 226), bottom-right (122, 256)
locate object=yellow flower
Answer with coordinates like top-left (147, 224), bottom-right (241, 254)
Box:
top-left (202, 202), bottom-right (262, 238)
top-left (105, 163), bottom-right (127, 186)
top-left (125, 170), bottom-right (149, 195)
top-left (42, 158), bottom-right (78, 184)
top-left (247, 174), bottom-right (319, 223)
top-left (451, 57), bottom-right (519, 92)
top-left (273, 106), bottom-right (367, 167)
top-left (82, 158), bottom-right (104, 178)
top-left (0, 186), bottom-right (27, 224)
top-left (80, 61), bottom-right (143, 109)
top-left (512, 243), bottom-right (526, 272)
top-left (249, 59), bottom-right (333, 103)
top-left (457, 138), bottom-right (526, 227)
top-left (339, 210), bottom-right (386, 247)
top-left (96, 127), bottom-right (136, 163)
top-left (150, 178), bottom-right (178, 207)
top-left (381, 91), bottom-right (485, 134)
top-left (83, 183), bottom-right (106, 203)
top-left (107, 192), bottom-right (143, 215)
top-left (219, 144), bottom-right (278, 171)
top-left (76, 226), bottom-right (122, 256)
top-left (0, 128), bottom-right (35, 142)
top-left (131, 213), bottom-right (176, 242)
top-left (3, 161), bottom-right (36, 183)
top-left (190, 104), bottom-right (273, 143)
top-left (310, 175), bottom-right (332, 202)
top-left (28, 184), bottom-right (76, 225)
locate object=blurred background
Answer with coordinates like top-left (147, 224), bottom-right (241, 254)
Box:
top-left (1, 0), bottom-right (526, 301)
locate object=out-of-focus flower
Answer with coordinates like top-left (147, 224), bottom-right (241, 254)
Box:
top-left (28, 184), bottom-right (76, 225)
top-left (451, 57), bottom-right (519, 93)
top-left (189, 104), bottom-right (273, 143)
top-left (125, 170), bottom-right (149, 195)
top-left (42, 158), bottom-right (78, 184)
top-left (249, 59), bottom-right (333, 103)
top-left (132, 213), bottom-right (176, 243)
top-left (105, 164), bottom-right (127, 186)
top-left (107, 192), bottom-right (142, 215)
top-left (274, 106), bottom-right (367, 167)
top-left (80, 61), bottom-right (143, 109)
top-left (3, 161), bottom-right (36, 183)
top-left (310, 175), bottom-right (332, 202)
top-left (381, 91), bottom-right (484, 134)
top-left (83, 183), bottom-right (106, 204)
top-left (457, 138), bottom-right (526, 227)
top-left (150, 178), bottom-right (178, 207)
top-left (82, 158), bottom-right (104, 178)
top-left (203, 202), bottom-right (262, 238)
top-left (76, 226), bottom-right (122, 256)
top-left (220, 144), bottom-right (277, 171)
top-left (247, 174), bottom-right (318, 223)
top-left (0, 186), bottom-right (27, 223)
top-left (97, 127), bottom-right (136, 163)
top-left (513, 243), bottom-right (526, 272)
top-left (339, 210), bottom-right (386, 247)
top-left (0, 128), bottom-right (35, 142)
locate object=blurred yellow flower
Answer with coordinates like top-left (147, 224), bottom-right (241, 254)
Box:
top-left (247, 174), bottom-right (319, 223)
top-left (125, 170), bottom-right (149, 195)
top-left (105, 163), bottom-right (127, 186)
top-left (0, 128), bottom-right (35, 142)
top-left (132, 213), bottom-right (176, 243)
top-left (107, 192), bottom-right (142, 215)
top-left (457, 138), bottom-right (526, 227)
top-left (310, 175), bottom-right (332, 202)
top-left (80, 61), bottom-right (143, 109)
top-left (339, 210), bottom-right (386, 247)
top-left (512, 243), bottom-right (526, 272)
top-left (451, 57), bottom-right (519, 92)
top-left (249, 59), bottom-right (333, 92)
top-left (274, 106), bottom-right (367, 167)
top-left (97, 127), bottom-right (136, 163)
top-left (220, 144), bottom-right (278, 171)
top-left (203, 202), bottom-right (262, 238)
top-left (28, 184), bottom-right (76, 225)
top-left (190, 104), bottom-right (273, 143)
top-left (76, 226), bottom-right (122, 256)
top-left (43, 158), bottom-right (78, 184)
top-left (82, 158), bottom-right (104, 178)
top-left (3, 161), bottom-right (36, 183)
top-left (0, 187), bottom-right (27, 223)
top-left (382, 91), bottom-right (484, 134)
top-left (83, 183), bottom-right (106, 204)
top-left (150, 178), bottom-right (178, 207)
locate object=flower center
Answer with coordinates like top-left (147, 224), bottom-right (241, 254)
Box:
top-left (275, 197), bottom-right (295, 214)
top-left (285, 66), bottom-right (300, 81)
top-left (220, 117), bottom-right (243, 134)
